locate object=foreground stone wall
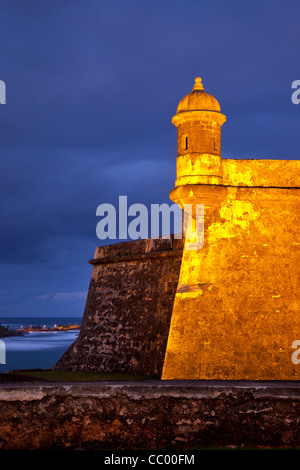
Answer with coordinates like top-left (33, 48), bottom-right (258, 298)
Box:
top-left (55, 237), bottom-right (182, 376)
top-left (0, 381), bottom-right (300, 450)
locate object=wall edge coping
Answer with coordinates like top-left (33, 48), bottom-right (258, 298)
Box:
top-left (1, 380), bottom-right (300, 401)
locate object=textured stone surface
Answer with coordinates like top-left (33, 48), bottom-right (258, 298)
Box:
top-left (222, 158), bottom-right (300, 187)
top-left (55, 237), bottom-right (182, 376)
top-left (0, 380), bottom-right (300, 450)
top-left (163, 184), bottom-right (300, 380)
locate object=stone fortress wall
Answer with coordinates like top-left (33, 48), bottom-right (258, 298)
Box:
top-left (162, 77), bottom-right (300, 380)
top-left (56, 77), bottom-right (300, 381)
top-left (55, 237), bottom-right (183, 376)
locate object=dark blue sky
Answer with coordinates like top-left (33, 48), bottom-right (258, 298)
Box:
top-left (0, 0), bottom-right (299, 317)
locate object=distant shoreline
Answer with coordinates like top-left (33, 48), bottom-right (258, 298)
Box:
top-left (0, 326), bottom-right (24, 338)
top-left (0, 323), bottom-right (80, 338)
top-left (21, 324), bottom-right (81, 333)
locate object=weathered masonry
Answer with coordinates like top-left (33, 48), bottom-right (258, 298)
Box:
top-left (55, 237), bottom-right (183, 376)
top-left (1, 381), bottom-right (300, 450)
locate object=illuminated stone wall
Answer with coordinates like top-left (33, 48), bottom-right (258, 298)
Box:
top-left (55, 237), bottom-right (182, 376)
top-left (162, 78), bottom-right (300, 380)
top-left (162, 176), bottom-right (300, 380)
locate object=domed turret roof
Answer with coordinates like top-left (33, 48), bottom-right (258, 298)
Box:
top-left (176, 77), bottom-right (221, 114)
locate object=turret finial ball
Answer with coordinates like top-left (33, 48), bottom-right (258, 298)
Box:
top-left (193, 77), bottom-right (204, 91)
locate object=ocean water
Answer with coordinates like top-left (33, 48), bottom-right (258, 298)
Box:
top-left (0, 317), bottom-right (82, 372)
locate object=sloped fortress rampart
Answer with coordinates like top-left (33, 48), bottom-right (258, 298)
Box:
top-left (55, 237), bottom-right (183, 376)
top-left (56, 78), bottom-right (300, 380)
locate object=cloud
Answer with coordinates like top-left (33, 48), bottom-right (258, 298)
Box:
top-left (35, 294), bottom-right (51, 302)
top-left (52, 292), bottom-right (87, 301)
top-left (0, 0), bottom-right (299, 317)
top-left (34, 292), bottom-right (87, 302)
